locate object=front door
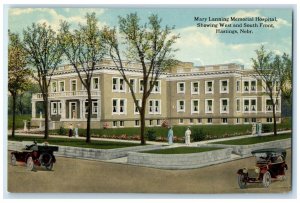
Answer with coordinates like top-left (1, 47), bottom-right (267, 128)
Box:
top-left (69, 102), bottom-right (77, 119)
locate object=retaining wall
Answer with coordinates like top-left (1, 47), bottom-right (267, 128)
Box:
top-left (199, 138), bottom-right (291, 158)
top-left (127, 147), bottom-right (233, 169)
top-left (8, 141), bottom-right (164, 160)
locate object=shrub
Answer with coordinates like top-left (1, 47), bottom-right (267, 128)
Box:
top-left (58, 126), bottom-right (67, 135)
top-left (146, 130), bottom-right (156, 141)
top-left (262, 124), bottom-right (272, 133)
top-left (191, 127), bottom-right (206, 141)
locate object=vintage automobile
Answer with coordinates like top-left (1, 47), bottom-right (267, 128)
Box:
top-left (237, 148), bottom-right (288, 189)
top-left (11, 141), bottom-right (59, 171)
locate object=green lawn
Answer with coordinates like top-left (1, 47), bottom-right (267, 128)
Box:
top-left (142, 147), bottom-right (221, 154)
top-left (8, 114), bottom-right (32, 129)
top-left (211, 133), bottom-right (291, 145)
top-left (8, 135), bottom-right (141, 149)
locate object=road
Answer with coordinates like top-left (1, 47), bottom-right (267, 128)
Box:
top-left (7, 149), bottom-right (292, 194)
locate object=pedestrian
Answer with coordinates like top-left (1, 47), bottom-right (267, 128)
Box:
top-left (75, 124), bottom-right (79, 138)
top-left (167, 126), bottom-right (173, 145)
top-left (185, 127), bottom-right (191, 145)
top-left (69, 124), bottom-right (73, 137)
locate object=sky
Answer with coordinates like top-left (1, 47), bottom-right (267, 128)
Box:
top-left (8, 7), bottom-right (293, 68)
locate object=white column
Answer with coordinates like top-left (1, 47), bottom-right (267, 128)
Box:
top-left (31, 101), bottom-right (36, 118)
top-left (61, 99), bottom-right (66, 119)
top-left (81, 99), bottom-right (86, 120)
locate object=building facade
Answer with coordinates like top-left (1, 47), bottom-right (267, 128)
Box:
top-left (31, 60), bottom-right (281, 129)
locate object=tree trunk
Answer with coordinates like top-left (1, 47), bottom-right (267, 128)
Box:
top-left (43, 96), bottom-right (49, 139)
top-left (272, 103), bottom-right (277, 136)
top-left (86, 88), bottom-right (92, 143)
top-left (11, 93), bottom-right (17, 138)
top-left (140, 100), bottom-right (146, 145)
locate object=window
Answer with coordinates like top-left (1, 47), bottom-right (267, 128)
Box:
top-left (191, 82), bottom-right (199, 94)
top-left (134, 99), bottom-right (141, 114)
top-left (85, 101), bottom-right (89, 114)
top-left (244, 118), bottom-right (249, 123)
top-left (251, 99), bottom-right (257, 111)
top-left (177, 82), bottom-right (185, 93)
top-left (58, 102), bottom-right (62, 115)
top-left (251, 118), bottom-right (257, 123)
top-left (120, 121), bottom-right (125, 127)
top-left (149, 99), bottom-right (161, 114)
top-left (112, 99), bottom-right (127, 114)
top-left (197, 118), bottom-right (202, 124)
top-left (59, 81), bottom-right (65, 92)
top-left (112, 121), bottom-right (118, 127)
top-left (207, 118), bottom-right (213, 124)
top-left (266, 99), bottom-right (273, 111)
top-left (244, 100), bottom-right (250, 112)
top-left (129, 79), bottom-right (136, 93)
top-left (92, 77), bottom-right (99, 90)
top-left (71, 80), bottom-right (77, 92)
top-left (92, 101), bottom-right (98, 114)
top-left (152, 80), bottom-right (160, 93)
top-left (243, 81), bottom-right (249, 92)
top-left (156, 119), bottom-right (161, 126)
top-left (139, 80), bottom-right (144, 92)
top-left (236, 99), bottom-right (240, 112)
top-left (149, 120), bottom-right (153, 126)
top-left (236, 80), bottom-right (240, 92)
top-left (220, 80), bottom-right (229, 93)
top-left (276, 99), bottom-right (280, 111)
top-left (135, 120), bottom-right (140, 127)
top-left (236, 118), bottom-right (240, 124)
top-left (177, 100), bottom-right (185, 112)
top-left (178, 118), bottom-right (184, 124)
top-left (51, 102), bottom-right (57, 115)
top-left (189, 118), bottom-right (194, 124)
top-left (251, 81), bottom-right (256, 91)
top-left (52, 82), bottom-right (57, 92)
top-left (205, 99), bottom-right (213, 113)
top-left (205, 81), bottom-right (214, 93)
top-left (81, 78), bottom-right (87, 90)
top-left (221, 118), bottom-right (228, 124)
top-left (112, 77), bottom-right (125, 92)
top-left (220, 99), bottom-right (229, 113)
top-left (267, 118), bottom-right (273, 123)
top-left (191, 99), bottom-right (199, 113)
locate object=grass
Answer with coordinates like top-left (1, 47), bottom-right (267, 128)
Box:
top-left (8, 135), bottom-right (141, 149)
top-left (211, 133), bottom-right (291, 145)
top-left (8, 114), bottom-right (32, 129)
top-left (142, 147), bottom-right (221, 154)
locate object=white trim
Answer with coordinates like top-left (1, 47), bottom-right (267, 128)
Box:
top-left (81, 78), bottom-right (87, 90)
top-left (236, 80), bottom-right (241, 93)
top-left (51, 81), bottom-right (57, 93)
top-left (191, 81), bottom-right (200, 95)
top-left (148, 99), bottom-right (161, 115)
top-left (128, 78), bottom-right (137, 93)
top-left (205, 80), bottom-right (214, 94)
top-left (70, 79), bottom-right (77, 92)
top-left (134, 120), bottom-right (140, 127)
top-left (191, 99), bottom-right (200, 114)
top-left (177, 82), bottom-right (185, 94)
top-left (134, 99), bottom-right (141, 115)
top-left (92, 77), bottom-right (100, 90)
top-left (221, 118), bottom-right (228, 124)
top-left (242, 80), bottom-right (250, 93)
top-left (207, 118), bottom-right (213, 124)
top-left (51, 102), bottom-right (58, 115)
top-left (236, 98), bottom-right (241, 112)
top-left (59, 80), bottom-right (65, 92)
top-left (112, 98), bottom-right (127, 115)
top-left (220, 98), bottom-right (229, 114)
top-left (219, 79), bottom-right (229, 93)
top-left (178, 118), bottom-right (184, 124)
top-left (205, 99), bottom-right (214, 114)
top-left (92, 101), bottom-right (98, 114)
top-left (112, 77), bottom-right (126, 93)
top-left (69, 102), bottom-right (77, 119)
top-left (177, 100), bottom-right (185, 112)
top-left (250, 80), bottom-right (257, 93)
top-left (152, 80), bottom-right (161, 94)
top-left (139, 79), bottom-right (144, 93)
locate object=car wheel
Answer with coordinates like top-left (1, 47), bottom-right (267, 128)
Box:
top-left (45, 163), bottom-right (53, 171)
top-left (26, 157), bottom-right (34, 171)
top-left (262, 171), bottom-right (271, 188)
top-left (238, 174), bottom-right (247, 189)
top-left (11, 154), bottom-right (16, 166)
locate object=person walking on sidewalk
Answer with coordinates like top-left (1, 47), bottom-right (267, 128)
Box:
top-left (185, 127), bottom-right (191, 145)
top-left (167, 126), bottom-right (174, 145)
top-left (68, 124), bottom-right (73, 137)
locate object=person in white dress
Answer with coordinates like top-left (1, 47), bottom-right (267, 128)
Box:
top-left (185, 127), bottom-right (191, 145)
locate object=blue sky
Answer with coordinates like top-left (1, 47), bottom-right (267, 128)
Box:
top-left (8, 7), bottom-right (292, 68)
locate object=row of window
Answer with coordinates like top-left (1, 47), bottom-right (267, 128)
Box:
top-left (50, 101), bottom-right (99, 115)
top-left (112, 99), bottom-right (161, 115)
top-left (110, 117), bottom-right (274, 128)
top-left (51, 78), bottom-right (99, 93)
top-left (176, 98), bottom-right (280, 114)
top-left (112, 77), bottom-right (161, 94)
top-left (176, 80), bottom-right (258, 94)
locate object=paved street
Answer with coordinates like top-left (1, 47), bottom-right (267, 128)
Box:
top-left (7, 149), bottom-right (292, 194)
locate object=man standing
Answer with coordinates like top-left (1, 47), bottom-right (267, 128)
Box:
top-left (185, 127), bottom-right (191, 145)
top-left (167, 126), bottom-right (174, 145)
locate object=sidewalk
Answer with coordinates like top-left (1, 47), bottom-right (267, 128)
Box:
top-left (8, 129), bottom-right (291, 147)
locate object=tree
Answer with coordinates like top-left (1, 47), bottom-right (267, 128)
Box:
top-left (251, 45), bottom-right (291, 136)
top-left (103, 13), bottom-right (179, 145)
top-left (281, 53), bottom-right (292, 104)
top-left (8, 31), bottom-right (31, 137)
top-left (23, 23), bottom-right (63, 139)
top-left (59, 13), bottom-right (106, 143)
